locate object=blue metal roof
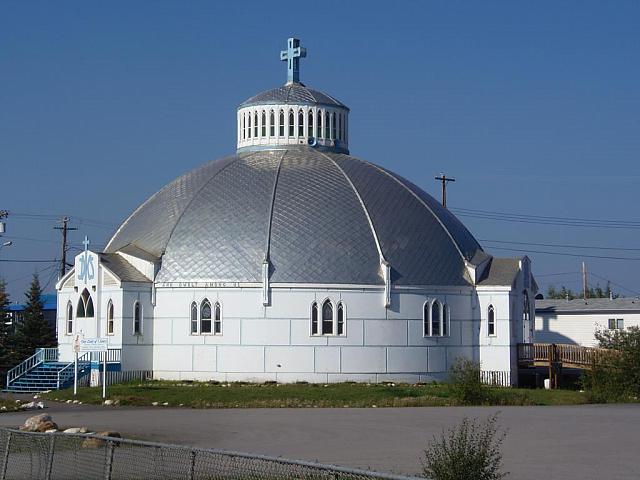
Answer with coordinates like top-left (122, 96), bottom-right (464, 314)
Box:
top-left (7, 294), bottom-right (56, 312)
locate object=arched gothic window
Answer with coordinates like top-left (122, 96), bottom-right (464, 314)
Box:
top-left (254, 111), bottom-right (258, 138)
top-left (423, 302), bottom-right (429, 336)
top-left (324, 111), bottom-right (330, 139)
top-left (133, 301), bottom-right (141, 335)
top-left (442, 304), bottom-right (449, 336)
top-left (337, 302), bottom-right (345, 335)
top-left (308, 110), bottom-right (314, 137)
top-left (248, 113), bottom-right (252, 138)
top-left (317, 110), bottom-right (323, 138)
top-left (107, 300), bottom-right (114, 335)
top-left (322, 299), bottom-right (333, 335)
top-left (279, 110), bottom-right (285, 136)
top-left (66, 301), bottom-right (73, 335)
top-left (261, 110), bottom-right (266, 137)
top-left (288, 110), bottom-right (295, 136)
top-left (269, 110), bottom-right (275, 137)
top-left (200, 299), bottom-right (212, 334)
top-left (331, 112), bottom-right (336, 140)
top-left (213, 302), bottom-right (222, 334)
top-left (190, 302), bottom-right (198, 334)
top-left (298, 110), bottom-right (304, 137)
top-left (76, 288), bottom-right (94, 318)
top-left (488, 305), bottom-right (496, 336)
top-left (311, 302), bottom-right (319, 335)
top-left (431, 301), bottom-right (441, 336)
top-left (338, 114), bottom-right (342, 141)
top-left (242, 114), bottom-right (246, 140)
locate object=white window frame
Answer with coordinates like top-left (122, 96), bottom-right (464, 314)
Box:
top-left (106, 300), bottom-right (115, 336)
top-left (423, 300), bottom-right (450, 337)
top-left (190, 301), bottom-right (199, 335)
top-left (133, 301), bottom-right (142, 335)
top-left (200, 298), bottom-right (213, 335)
top-left (487, 305), bottom-right (497, 337)
top-left (65, 301), bottom-right (73, 335)
top-left (310, 299), bottom-right (345, 337)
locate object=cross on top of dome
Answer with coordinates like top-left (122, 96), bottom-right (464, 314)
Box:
top-left (280, 37), bottom-right (306, 85)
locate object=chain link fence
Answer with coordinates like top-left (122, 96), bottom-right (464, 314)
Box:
top-left (0, 428), bottom-right (423, 480)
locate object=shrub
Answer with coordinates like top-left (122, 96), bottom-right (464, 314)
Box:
top-left (583, 326), bottom-right (640, 402)
top-left (449, 357), bottom-right (488, 405)
top-left (422, 413), bottom-right (508, 480)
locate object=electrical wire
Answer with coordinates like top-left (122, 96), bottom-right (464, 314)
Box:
top-left (487, 246), bottom-right (640, 261)
top-left (480, 239), bottom-right (640, 252)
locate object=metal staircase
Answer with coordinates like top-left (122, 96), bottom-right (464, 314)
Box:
top-left (5, 348), bottom-right (90, 393)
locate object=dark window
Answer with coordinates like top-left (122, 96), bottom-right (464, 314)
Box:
top-left (279, 110), bottom-right (285, 136)
top-left (261, 111), bottom-right (266, 137)
top-left (311, 302), bottom-right (318, 335)
top-left (431, 302), bottom-right (441, 336)
top-left (443, 304), bottom-right (448, 336)
top-left (322, 300), bottom-right (333, 335)
top-left (201, 299), bottom-right (212, 334)
top-left (338, 114), bottom-right (342, 140)
top-left (331, 112), bottom-right (336, 140)
top-left (298, 110), bottom-right (304, 136)
top-left (289, 110), bottom-right (294, 136)
top-left (254, 112), bottom-right (258, 138)
top-left (214, 302), bottom-right (222, 334)
top-left (488, 305), bottom-right (496, 336)
top-left (66, 302), bottom-right (73, 334)
top-left (317, 111), bottom-right (323, 138)
top-left (423, 303), bottom-right (429, 336)
top-left (324, 112), bottom-right (330, 139)
top-left (133, 302), bottom-right (141, 335)
top-left (107, 301), bottom-right (114, 335)
top-left (248, 114), bottom-right (252, 138)
top-left (337, 303), bottom-right (344, 335)
top-left (77, 288), bottom-right (93, 318)
top-left (269, 111), bottom-right (275, 137)
top-left (308, 110), bottom-right (314, 137)
top-left (191, 302), bottom-right (198, 334)
top-left (242, 114), bottom-right (246, 140)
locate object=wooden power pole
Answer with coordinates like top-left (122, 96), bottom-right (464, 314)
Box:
top-left (435, 174), bottom-right (455, 208)
top-left (582, 261), bottom-right (588, 300)
top-left (54, 217), bottom-right (77, 279)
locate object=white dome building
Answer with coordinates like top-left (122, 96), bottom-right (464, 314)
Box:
top-left (56, 38), bottom-right (536, 385)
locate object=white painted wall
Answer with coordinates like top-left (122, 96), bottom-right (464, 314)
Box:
top-left (535, 311), bottom-right (640, 347)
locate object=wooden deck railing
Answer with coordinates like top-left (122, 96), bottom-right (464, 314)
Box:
top-left (517, 343), bottom-right (608, 368)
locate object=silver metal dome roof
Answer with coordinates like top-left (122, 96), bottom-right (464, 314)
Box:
top-left (105, 147), bottom-right (485, 286)
top-left (240, 83), bottom-right (348, 110)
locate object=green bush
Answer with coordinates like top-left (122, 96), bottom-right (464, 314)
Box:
top-left (583, 326), bottom-right (640, 402)
top-left (422, 414), bottom-right (508, 480)
top-left (449, 357), bottom-right (488, 405)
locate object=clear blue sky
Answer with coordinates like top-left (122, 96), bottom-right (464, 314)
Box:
top-left (2, 1), bottom-right (639, 301)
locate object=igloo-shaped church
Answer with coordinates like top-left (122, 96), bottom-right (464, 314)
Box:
top-left (56, 38), bottom-right (536, 385)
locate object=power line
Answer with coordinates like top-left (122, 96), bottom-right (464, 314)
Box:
top-left (589, 271), bottom-right (640, 297)
top-left (487, 246), bottom-right (640, 261)
top-left (453, 207), bottom-right (640, 226)
top-left (481, 239), bottom-right (640, 252)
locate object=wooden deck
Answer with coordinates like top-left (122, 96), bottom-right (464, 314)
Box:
top-left (517, 343), bottom-right (613, 388)
top-left (517, 343), bottom-right (607, 369)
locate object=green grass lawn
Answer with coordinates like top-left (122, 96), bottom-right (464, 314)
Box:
top-left (41, 380), bottom-right (591, 408)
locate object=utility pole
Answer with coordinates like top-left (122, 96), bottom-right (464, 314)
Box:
top-left (582, 261), bottom-right (588, 300)
top-left (0, 210), bottom-right (8, 235)
top-left (54, 217), bottom-right (77, 279)
top-left (434, 174), bottom-right (455, 208)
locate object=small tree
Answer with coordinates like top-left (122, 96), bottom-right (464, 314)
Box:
top-left (449, 357), bottom-right (488, 405)
top-left (0, 278), bottom-right (15, 385)
top-left (583, 326), bottom-right (640, 401)
top-left (13, 274), bottom-right (56, 361)
top-left (422, 413), bottom-right (508, 480)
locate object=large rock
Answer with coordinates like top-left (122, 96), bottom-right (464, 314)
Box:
top-left (20, 414), bottom-right (57, 432)
top-left (81, 431), bottom-right (122, 449)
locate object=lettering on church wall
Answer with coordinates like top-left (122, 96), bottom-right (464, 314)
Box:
top-left (157, 281), bottom-right (244, 289)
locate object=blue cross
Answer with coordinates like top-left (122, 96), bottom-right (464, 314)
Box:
top-left (82, 236), bottom-right (90, 253)
top-left (280, 37), bottom-right (306, 84)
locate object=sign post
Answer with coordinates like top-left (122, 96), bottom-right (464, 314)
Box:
top-left (72, 335), bottom-right (81, 396)
top-left (78, 338), bottom-right (109, 399)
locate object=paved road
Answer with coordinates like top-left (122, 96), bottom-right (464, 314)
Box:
top-left (1, 403), bottom-right (639, 479)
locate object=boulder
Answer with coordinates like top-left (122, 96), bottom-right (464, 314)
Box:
top-left (63, 427), bottom-right (88, 434)
top-left (20, 414), bottom-right (56, 432)
top-left (81, 431), bottom-right (122, 449)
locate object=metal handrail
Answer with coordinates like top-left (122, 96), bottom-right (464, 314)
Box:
top-left (56, 352), bottom-right (91, 390)
top-left (90, 348), bottom-right (122, 363)
top-left (6, 347), bottom-right (58, 386)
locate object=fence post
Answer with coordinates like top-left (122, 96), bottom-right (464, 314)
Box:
top-left (188, 450), bottom-right (196, 480)
top-left (0, 431), bottom-right (11, 480)
top-left (104, 440), bottom-right (115, 480)
top-left (45, 435), bottom-right (56, 480)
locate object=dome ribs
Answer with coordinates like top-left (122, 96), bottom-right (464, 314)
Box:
top-left (330, 154), bottom-right (473, 286)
